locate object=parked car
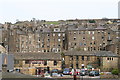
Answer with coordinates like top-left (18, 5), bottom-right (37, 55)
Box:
top-left (51, 69), bottom-right (59, 76)
top-left (63, 68), bottom-right (70, 75)
top-left (76, 69), bottom-right (80, 75)
top-left (89, 71), bottom-right (99, 76)
top-left (95, 71), bottom-right (99, 76)
top-left (44, 71), bottom-right (52, 78)
top-left (52, 73), bottom-right (59, 77)
top-left (69, 69), bottom-right (80, 75)
top-left (80, 69), bottom-right (85, 76)
top-left (51, 69), bottom-right (59, 73)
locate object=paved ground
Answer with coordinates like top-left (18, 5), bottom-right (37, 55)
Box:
top-left (1, 72), bottom-right (119, 80)
top-left (2, 71), bottom-right (37, 78)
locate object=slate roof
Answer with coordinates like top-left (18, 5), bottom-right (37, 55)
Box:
top-left (95, 26), bottom-right (107, 30)
top-left (67, 26), bottom-right (107, 31)
top-left (65, 51), bottom-right (118, 57)
top-left (13, 52), bottom-right (61, 60)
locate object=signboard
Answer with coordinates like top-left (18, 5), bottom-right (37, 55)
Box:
top-left (30, 60), bottom-right (44, 64)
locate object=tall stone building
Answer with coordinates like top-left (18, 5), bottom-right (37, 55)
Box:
top-left (34, 28), bottom-right (66, 53)
top-left (66, 26), bottom-right (115, 51)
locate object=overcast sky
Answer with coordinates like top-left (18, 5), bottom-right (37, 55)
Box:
top-left (0, 0), bottom-right (120, 23)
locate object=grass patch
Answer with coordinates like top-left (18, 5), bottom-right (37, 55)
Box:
top-left (44, 21), bottom-right (59, 25)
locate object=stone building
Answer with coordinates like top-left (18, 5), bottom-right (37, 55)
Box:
top-left (64, 51), bottom-right (118, 71)
top-left (14, 52), bottom-right (62, 75)
top-left (66, 26), bottom-right (116, 51)
top-left (34, 28), bottom-right (66, 53)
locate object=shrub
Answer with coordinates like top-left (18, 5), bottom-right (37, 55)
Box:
top-left (111, 69), bottom-right (119, 75)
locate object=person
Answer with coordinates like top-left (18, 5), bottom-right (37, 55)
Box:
top-left (73, 69), bottom-right (77, 80)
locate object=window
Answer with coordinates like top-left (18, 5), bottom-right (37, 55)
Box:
top-left (76, 56), bottom-right (79, 60)
top-left (58, 44), bottom-right (60, 47)
top-left (88, 31), bottom-right (91, 34)
top-left (74, 32), bottom-right (76, 34)
top-left (84, 43), bottom-right (86, 45)
top-left (47, 45), bottom-right (50, 48)
top-left (14, 60), bottom-right (19, 64)
top-left (53, 34), bottom-right (55, 36)
top-left (102, 36), bottom-right (104, 39)
top-left (70, 64), bottom-right (73, 68)
top-left (42, 44), bottom-right (44, 48)
top-left (47, 39), bottom-right (50, 42)
top-left (63, 33), bottom-right (65, 36)
top-left (108, 32), bottom-right (110, 34)
top-left (98, 31), bottom-right (100, 33)
top-left (109, 58), bottom-right (111, 60)
top-left (112, 58), bottom-right (113, 60)
top-left (76, 64), bottom-right (79, 69)
top-left (47, 50), bottom-right (49, 52)
top-left (74, 37), bottom-right (76, 40)
top-left (58, 39), bottom-right (61, 42)
top-left (90, 43), bottom-right (92, 45)
top-left (87, 56), bottom-right (90, 61)
top-left (74, 43), bottom-right (76, 46)
top-left (70, 56), bottom-right (73, 60)
top-left (58, 49), bottom-right (60, 52)
top-left (94, 41), bottom-right (96, 45)
top-left (25, 60), bottom-right (29, 64)
top-left (91, 47), bottom-right (92, 51)
top-left (84, 48), bottom-right (87, 51)
top-left (58, 33), bottom-right (61, 36)
top-left (80, 43), bottom-right (82, 46)
top-left (39, 38), bottom-right (40, 41)
top-left (83, 37), bottom-right (85, 40)
top-left (47, 33), bottom-right (50, 36)
top-left (82, 56), bottom-right (84, 60)
top-left (79, 32), bottom-right (81, 34)
top-left (44, 61), bottom-right (47, 65)
top-left (44, 49), bottom-right (46, 52)
top-left (92, 36), bottom-right (95, 40)
top-left (54, 61), bottom-right (57, 66)
top-left (88, 47), bottom-right (90, 51)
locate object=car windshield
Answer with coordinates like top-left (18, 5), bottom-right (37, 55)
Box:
top-left (52, 69), bottom-right (58, 72)
top-left (81, 70), bottom-right (85, 72)
top-left (64, 68), bottom-right (69, 71)
top-left (90, 71), bottom-right (95, 73)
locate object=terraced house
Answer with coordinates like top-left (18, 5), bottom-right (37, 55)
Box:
top-left (64, 51), bottom-right (118, 71)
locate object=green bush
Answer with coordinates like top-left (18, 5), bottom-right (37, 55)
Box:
top-left (111, 69), bottom-right (119, 75)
